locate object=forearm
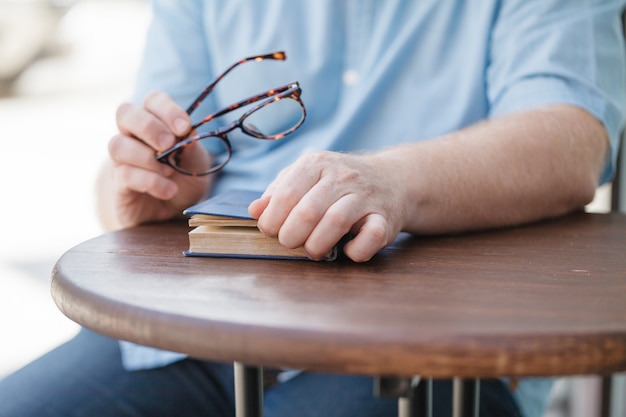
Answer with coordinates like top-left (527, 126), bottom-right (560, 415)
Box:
top-left (386, 104), bottom-right (609, 234)
top-left (251, 104), bottom-right (609, 261)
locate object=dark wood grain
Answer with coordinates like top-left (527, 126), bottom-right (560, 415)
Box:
top-left (51, 212), bottom-right (626, 378)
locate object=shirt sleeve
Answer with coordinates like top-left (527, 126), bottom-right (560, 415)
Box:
top-left (131, 0), bottom-right (215, 111)
top-left (487, 0), bottom-right (626, 184)
top-left (119, 341), bottom-right (187, 371)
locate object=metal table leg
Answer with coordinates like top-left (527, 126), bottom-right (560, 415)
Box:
top-left (410, 377), bottom-right (433, 417)
top-left (601, 375), bottom-right (612, 417)
top-left (375, 376), bottom-right (432, 417)
top-left (234, 362), bottom-right (263, 417)
top-left (452, 378), bottom-right (480, 417)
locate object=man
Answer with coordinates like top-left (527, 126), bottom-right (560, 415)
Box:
top-left (2, 1), bottom-right (625, 416)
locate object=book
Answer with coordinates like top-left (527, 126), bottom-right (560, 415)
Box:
top-left (183, 189), bottom-right (337, 260)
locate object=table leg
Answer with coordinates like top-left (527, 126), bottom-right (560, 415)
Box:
top-left (452, 378), bottom-right (480, 417)
top-left (374, 376), bottom-right (432, 417)
top-left (409, 377), bottom-right (433, 417)
top-left (601, 375), bottom-right (612, 417)
top-left (234, 362), bottom-right (263, 417)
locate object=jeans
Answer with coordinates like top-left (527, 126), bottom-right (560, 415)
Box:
top-left (0, 329), bottom-right (522, 417)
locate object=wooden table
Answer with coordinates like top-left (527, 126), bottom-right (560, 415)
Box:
top-left (51, 212), bottom-right (626, 417)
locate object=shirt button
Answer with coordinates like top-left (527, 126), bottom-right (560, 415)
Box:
top-left (343, 69), bottom-right (361, 86)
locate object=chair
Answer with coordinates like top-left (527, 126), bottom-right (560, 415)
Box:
top-left (602, 12), bottom-right (626, 411)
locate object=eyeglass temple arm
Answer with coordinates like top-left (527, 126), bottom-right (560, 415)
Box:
top-left (185, 51), bottom-right (287, 115)
top-left (191, 82), bottom-right (300, 131)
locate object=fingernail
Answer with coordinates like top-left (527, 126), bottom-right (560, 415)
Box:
top-left (158, 133), bottom-right (174, 150)
top-left (174, 117), bottom-right (190, 136)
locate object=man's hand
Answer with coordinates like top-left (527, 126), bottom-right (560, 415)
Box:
top-left (97, 92), bottom-right (212, 230)
top-left (249, 151), bottom-right (409, 262)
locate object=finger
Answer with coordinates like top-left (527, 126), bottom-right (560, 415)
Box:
top-left (143, 91), bottom-right (191, 137)
top-left (115, 164), bottom-right (178, 201)
top-left (248, 195), bottom-right (271, 219)
top-left (115, 93), bottom-right (191, 152)
top-left (300, 193), bottom-right (365, 260)
top-left (251, 169), bottom-right (286, 219)
top-left (116, 102), bottom-right (175, 152)
top-left (108, 133), bottom-right (174, 177)
top-left (276, 183), bottom-right (357, 248)
top-left (343, 214), bottom-right (392, 262)
top-left (275, 190), bottom-right (326, 249)
top-left (256, 159), bottom-right (323, 237)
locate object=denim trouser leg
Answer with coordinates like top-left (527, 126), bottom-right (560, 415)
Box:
top-left (0, 329), bottom-right (236, 417)
top-left (0, 328), bottom-right (523, 417)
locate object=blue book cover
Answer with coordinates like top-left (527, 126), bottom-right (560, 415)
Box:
top-left (183, 189), bottom-right (263, 219)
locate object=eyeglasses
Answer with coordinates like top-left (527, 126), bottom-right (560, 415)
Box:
top-left (155, 51), bottom-right (306, 176)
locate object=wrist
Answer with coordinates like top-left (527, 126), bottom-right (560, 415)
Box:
top-left (369, 145), bottom-right (427, 234)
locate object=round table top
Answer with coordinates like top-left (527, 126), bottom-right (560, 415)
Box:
top-left (51, 212), bottom-right (626, 378)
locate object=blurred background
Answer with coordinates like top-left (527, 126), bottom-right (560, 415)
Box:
top-left (0, 0), bottom-right (149, 377)
top-left (0, 1), bottom-right (620, 416)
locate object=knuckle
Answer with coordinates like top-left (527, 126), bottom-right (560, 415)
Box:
top-left (324, 208), bottom-right (349, 229)
top-left (298, 150), bottom-right (332, 165)
top-left (367, 221), bottom-right (389, 247)
top-left (336, 167), bottom-right (361, 184)
top-left (143, 91), bottom-right (166, 108)
top-left (134, 115), bottom-right (157, 139)
top-left (115, 102), bottom-right (133, 120)
top-left (295, 205), bottom-right (321, 226)
top-left (116, 104), bottom-right (159, 144)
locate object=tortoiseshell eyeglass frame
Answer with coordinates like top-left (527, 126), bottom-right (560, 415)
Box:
top-left (155, 51), bottom-right (306, 176)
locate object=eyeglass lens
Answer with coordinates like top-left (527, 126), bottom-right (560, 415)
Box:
top-left (241, 96), bottom-right (304, 138)
top-left (168, 136), bottom-right (231, 175)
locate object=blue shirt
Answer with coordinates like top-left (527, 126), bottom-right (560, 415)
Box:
top-left (122, 1), bottom-right (626, 417)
